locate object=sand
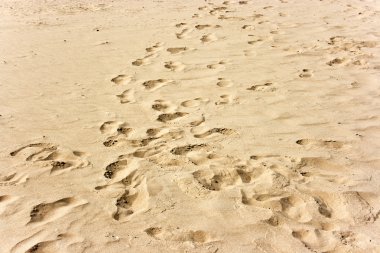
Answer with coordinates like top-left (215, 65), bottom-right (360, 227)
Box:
top-left (1, 0), bottom-right (380, 252)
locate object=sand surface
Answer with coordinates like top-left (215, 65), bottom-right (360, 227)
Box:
top-left (1, 0), bottom-right (380, 252)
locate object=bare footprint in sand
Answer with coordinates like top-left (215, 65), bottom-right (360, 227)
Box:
top-left (176, 28), bottom-right (192, 39)
top-left (116, 89), bottom-right (135, 104)
top-left (190, 114), bottom-right (206, 127)
top-left (113, 181), bottom-right (149, 221)
top-left (100, 121), bottom-right (132, 148)
top-left (142, 79), bottom-right (174, 91)
top-left (28, 197), bottom-right (87, 224)
top-left (175, 22), bottom-right (187, 28)
top-left (327, 58), bottom-right (346, 66)
top-left (248, 38), bottom-right (264, 45)
top-left (217, 78), bottom-right (233, 87)
top-left (170, 144), bottom-right (208, 156)
top-left (145, 42), bottom-right (164, 53)
top-left (299, 69), bottom-right (313, 78)
top-left (100, 121), bottom-right (131, 135)
top-left (195, 24), bottom-right (212, 30)
top-left (103, 159), bottom-right (128, 179)
top-left (151, 99), bottom-right (177, 112)
top-left (292, 228), bottom-right (337, 252)
top-left (247, 82), bottom-right (276, 92)
top-left (193, 167), bottom-right (240, 191)
top-left (181, 97), bottom-right (208, 108)
top-left (132, 53), bottom-right (157, 66)
top-left (145, 226), bottom-right (211, 244)
top-left (296, 139), bottom-right (345, 149)
top-left (111, 74), bottom-right (132, 85)
top-left (193, 128), bottom-right (235, 138)
top-left (167, 47), bottom-right (188, 54)
top-left (9, 143), bottom-right (90, 176)
top-left (132, 58), bottom-right (146, 66)
top-left (242, 24), bottom-right (254, 30)
top-left (200, 33), bottom-right (218, 43)
top-left (206, 60), bottom-right (226, 70)
top-left (215, 94), bottom-right (237, 105)
top-left (164, 61), bottom-right (185, 72)
top-left (157, 112), bottom-right (188, 123)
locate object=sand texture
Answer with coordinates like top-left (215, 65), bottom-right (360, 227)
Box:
top-left (1, 0), bottom-right (380, 252)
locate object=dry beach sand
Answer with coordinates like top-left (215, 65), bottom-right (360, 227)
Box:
top-left (1, 0), bottom-right (380, 252)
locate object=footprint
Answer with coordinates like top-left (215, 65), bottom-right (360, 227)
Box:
top-left (116, 89), bottom-right (135, 104)
top-left (162, 129), bottom-right (185, 141)
top-left (292, 228), bottom-right (338, 252)
top-left (175, 22), bottom-right (187, 28)
top-left (142, 79), bottom-right (173, 91)
top-left (209, 7), bottom-right (227, 15)
top-left (132, 145), bottom-right (165, 158)
top-left (193, 128), bottom-right (235, 138)
top-left (23, 234), bottom-right (84, 253)
top-left (279, 195), bottom-right (313, 223)
top-left (327, 58), bottom-right (346, 66)
top-left (313, 196), bottom-right (332, 218)
top-left (247, 82), bottom-right (276, 92)
top-left (167, 47), bottom-right (188, 54)
top-left (103, 135), bottom-right (127, 147)
top-left (113, 181), bottom-right (149, 221)
top-left (132, 58), bottom-right (146, 66)
top-left (200, 33), bottom-right (217, 43)
top-left (10, 143), bottom-right (57, 159)
top-left (29, 197), bottom-right (87, 224)
top-left (195, 24), bottom-right (211, 30)
top-left (157, 112), bottom-right (188, 123)
top-left (146, 128), bottom-right (163, 137)
top-left (104, 159), bottom-right (128, 179)
top-left (190, 114), bottom-right (206, 127)
top-left (295, 157), bottom-right (355, 187)
top-left (164, 61), bottom-right (185, 72)
top-left (144, 227), bottom-right (163, 239)
top-left (193, 167), bottom-right (240, 191)
top-left (100, 121), bottom-right (132, 148)
top-left (151, 100), bottom-right (177, 112)
top-left (10, 143), bottom-right (90, 175)
top-left (170, 144), bottom-right (207, 155)
top-left (216, 78), bottom-right (233, 87)
top-left (206, 60), bottom-right (226, 70)
top-left (181, 97), bottom-right (207, 108)
top-left (132, 53), bottom-right (157, 66)
top-left (145, 227), bottom-right (210, 244)
top-left (342, 191), bottom-right (376, 224)
top-left (118, 169), bottom-right (143, 188)
top-left (248, 38), bottom-right (263, 45)
top-left (127, 137), bottom-right (158, 148)
top-left (176, 28), bottom-right (192, 39)
top-left (299, 69), bottom-right (313, 78)
top-left (100, 121), bottom-right (131, 136)
top-left (296, 139), bottom-right (345, 149)
top-left (215, 94), bottom-right (236, 105)
top-left (145, 42), bottom-right (163, 53)
top-left (242, 24), bottom-right (254, 30)
top-left (110, 74), bottom-right (132, 85)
